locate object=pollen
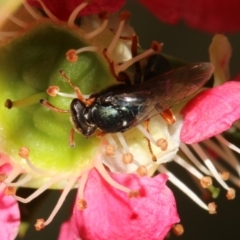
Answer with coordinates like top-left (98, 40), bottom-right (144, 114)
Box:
top-left (66, 49), bottom-right (78, 63)
top-left (35, 218), bottom-right (45, 231)
top-left (172, 224), bottom-right (184, 236)
top-left (18, 147), bottom-right (30, 159)
top-left (208, 202), bottom-right (217, 214)
top-left (105, 144), bottom-right (115, 156)
top-left (122, 153), bottom-right (134, 164)
top-left (77, 199), bottom-right (88, 210)
top-left (4, 186), bottom-right (16, 195)
top-left (0, 172), bottom-right (7, 182)
top-left (46, 86), bottom-right (60, 97)
top-left (156, 138), bottom-right (168, 151)
top-left (226, 188), bottom-right (236, 200)
top-left (128, 190), bottom-right (139, 198)
top-left (220, 171), bottom-right (230, 180)
top-left (200, 176), bottom-right (213, 188)
top-left (136, 166), bottom-right (148, 177)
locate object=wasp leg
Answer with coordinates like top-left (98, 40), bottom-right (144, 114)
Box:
top-left (95, 130), bottom-right (106, 138)
top-left (144, 119), bottom-right (157, 162)
top-left (59, 70), bottom-right (95, 107)
top-left (160, 108), bottom-right (176, 125)
top-left (69, 128), bottom-right (76, 147)
top-left (40, 99), bottom-right (70, 113)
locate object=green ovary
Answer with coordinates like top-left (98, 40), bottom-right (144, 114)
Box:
top-left (0, 22), bottom-right (116, 173)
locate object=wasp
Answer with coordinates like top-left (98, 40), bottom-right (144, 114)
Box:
top-left (40, 58), bottom-right (213, 146)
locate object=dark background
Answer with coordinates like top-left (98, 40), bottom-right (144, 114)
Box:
top-left (17, 1), bottom-right (240, 239)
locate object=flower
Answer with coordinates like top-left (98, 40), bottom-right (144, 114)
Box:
top-left (138, 0), bottom-right (240, 33)
top-left (58, 170), bottom-right (179, 240)
top-left (0, 155), bottom-right (20, 240)
top-left (1, 1), bottom-right (240, 239)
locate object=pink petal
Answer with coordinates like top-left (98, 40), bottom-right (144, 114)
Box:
top-left (27, 0), bottom-right (125, 21)
top-left (0, 156), bottom-right (20, 240)
top-left (138, 0), bottom-right (240, 33)
top-left (59, 169), bottom-right (179, 240)
top-left (180, 79), bottom-right (240, 144)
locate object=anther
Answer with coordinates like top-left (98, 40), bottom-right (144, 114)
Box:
top-left (77, 199), bottom-right (88, 210)
top-left (105, 144), bottom-right (115, 156)
top-left (208, 202), bottom-right (217, 214)
top-left (200, 176), bottom-right (213, 188)
top-left (66, 49), bottom-right (78, 62)
top-left (172, 224), bottom-right (184, 236)
top-left (156, 138), bottom-right (168, 151)
top-left (220, 171), bottom-right (229, 180)
top-left (35, 218), bottom-right (45, 231)
top-left (119, 11), bottom-right (131, 21)
top-left (4, 186), bottom-right (16, 195)
top-left (0, 173), bottom-right (7, 182)
top-left (136, 166), bottom-right (148, 177)
top-left (47, 86), bottom-right (60, 97)
top-left (122, 153), bottom-right (133, 164)
top-left (226, 188), bottom-right (236, 200)
top-left (128, 190), bottom-right (139, 198)
top-left (18, 147), bottom-right (30, 159)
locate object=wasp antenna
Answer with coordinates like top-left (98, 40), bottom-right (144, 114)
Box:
top-left (69, 128), bottom-right (76, 147)
top-left (40, 99), bottom-right (69, 113)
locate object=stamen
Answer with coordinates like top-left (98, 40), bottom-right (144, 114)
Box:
top-left (200, 176), bottom-right (213, 188)
top-left (22, 1), bottom-right (43, 21)
top-left (160, 108), bottom-right (176, 125)
top-left (191, 144), bottom-right (230, 190)
top-left (84, 11), bottom-right (109, 39)
top-left (159, 165), bottom-right (209, 211)
top-left (4, 92), bottom-right (46, 109)
top-left (94, 155), bottom-right (134, 194)
top-left (8, 15), bottom-right (29, 28)
top-left (115, 41), bottom-right (163, 74)
top-left (226, 188), bottom-right (236, 200)
top-left (77, 170), bottom-right (89, 209)
top-left (18, 147), bottom-right (51, 176)
top-left (216, 134), bottom-right (240, 157)
top-left (44, 175), bottom-right (78, 227)
top-left (210, 158), bottom-right (240, 187)
top-left (105, 134), bottom-right (118, 148)
top-left (107, 11), bottom-right (131, 56)
top-left (136, 165), bottom-right (148, 177)
top-left (136, 125), bottom-right (157, 145)
top-left (202, 139), bottom-right (240, 176)
top-left (6, 174), bottom-right (32, 187)
top-left (115, 132), bottom-right (130, 153)
top-left (14, 174), bottom-right (63, 203)
top-left (66, 46), bottom-right (99, 63)
top-left (173, 155), bottom-right (204, 179)
top-left (180, 143), bottom-right (211, 175)
top-left (68, 0), bottom-right (90, 27)
top-left (172, 224), bottom-right (184, 236)
top-left (37, 0), bottom-right (60, 22)
top-left (156, 138), bottom-right (168, 151)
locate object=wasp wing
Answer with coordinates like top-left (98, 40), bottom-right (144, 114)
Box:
top-left (109, 62), bottom-right (214, 129)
